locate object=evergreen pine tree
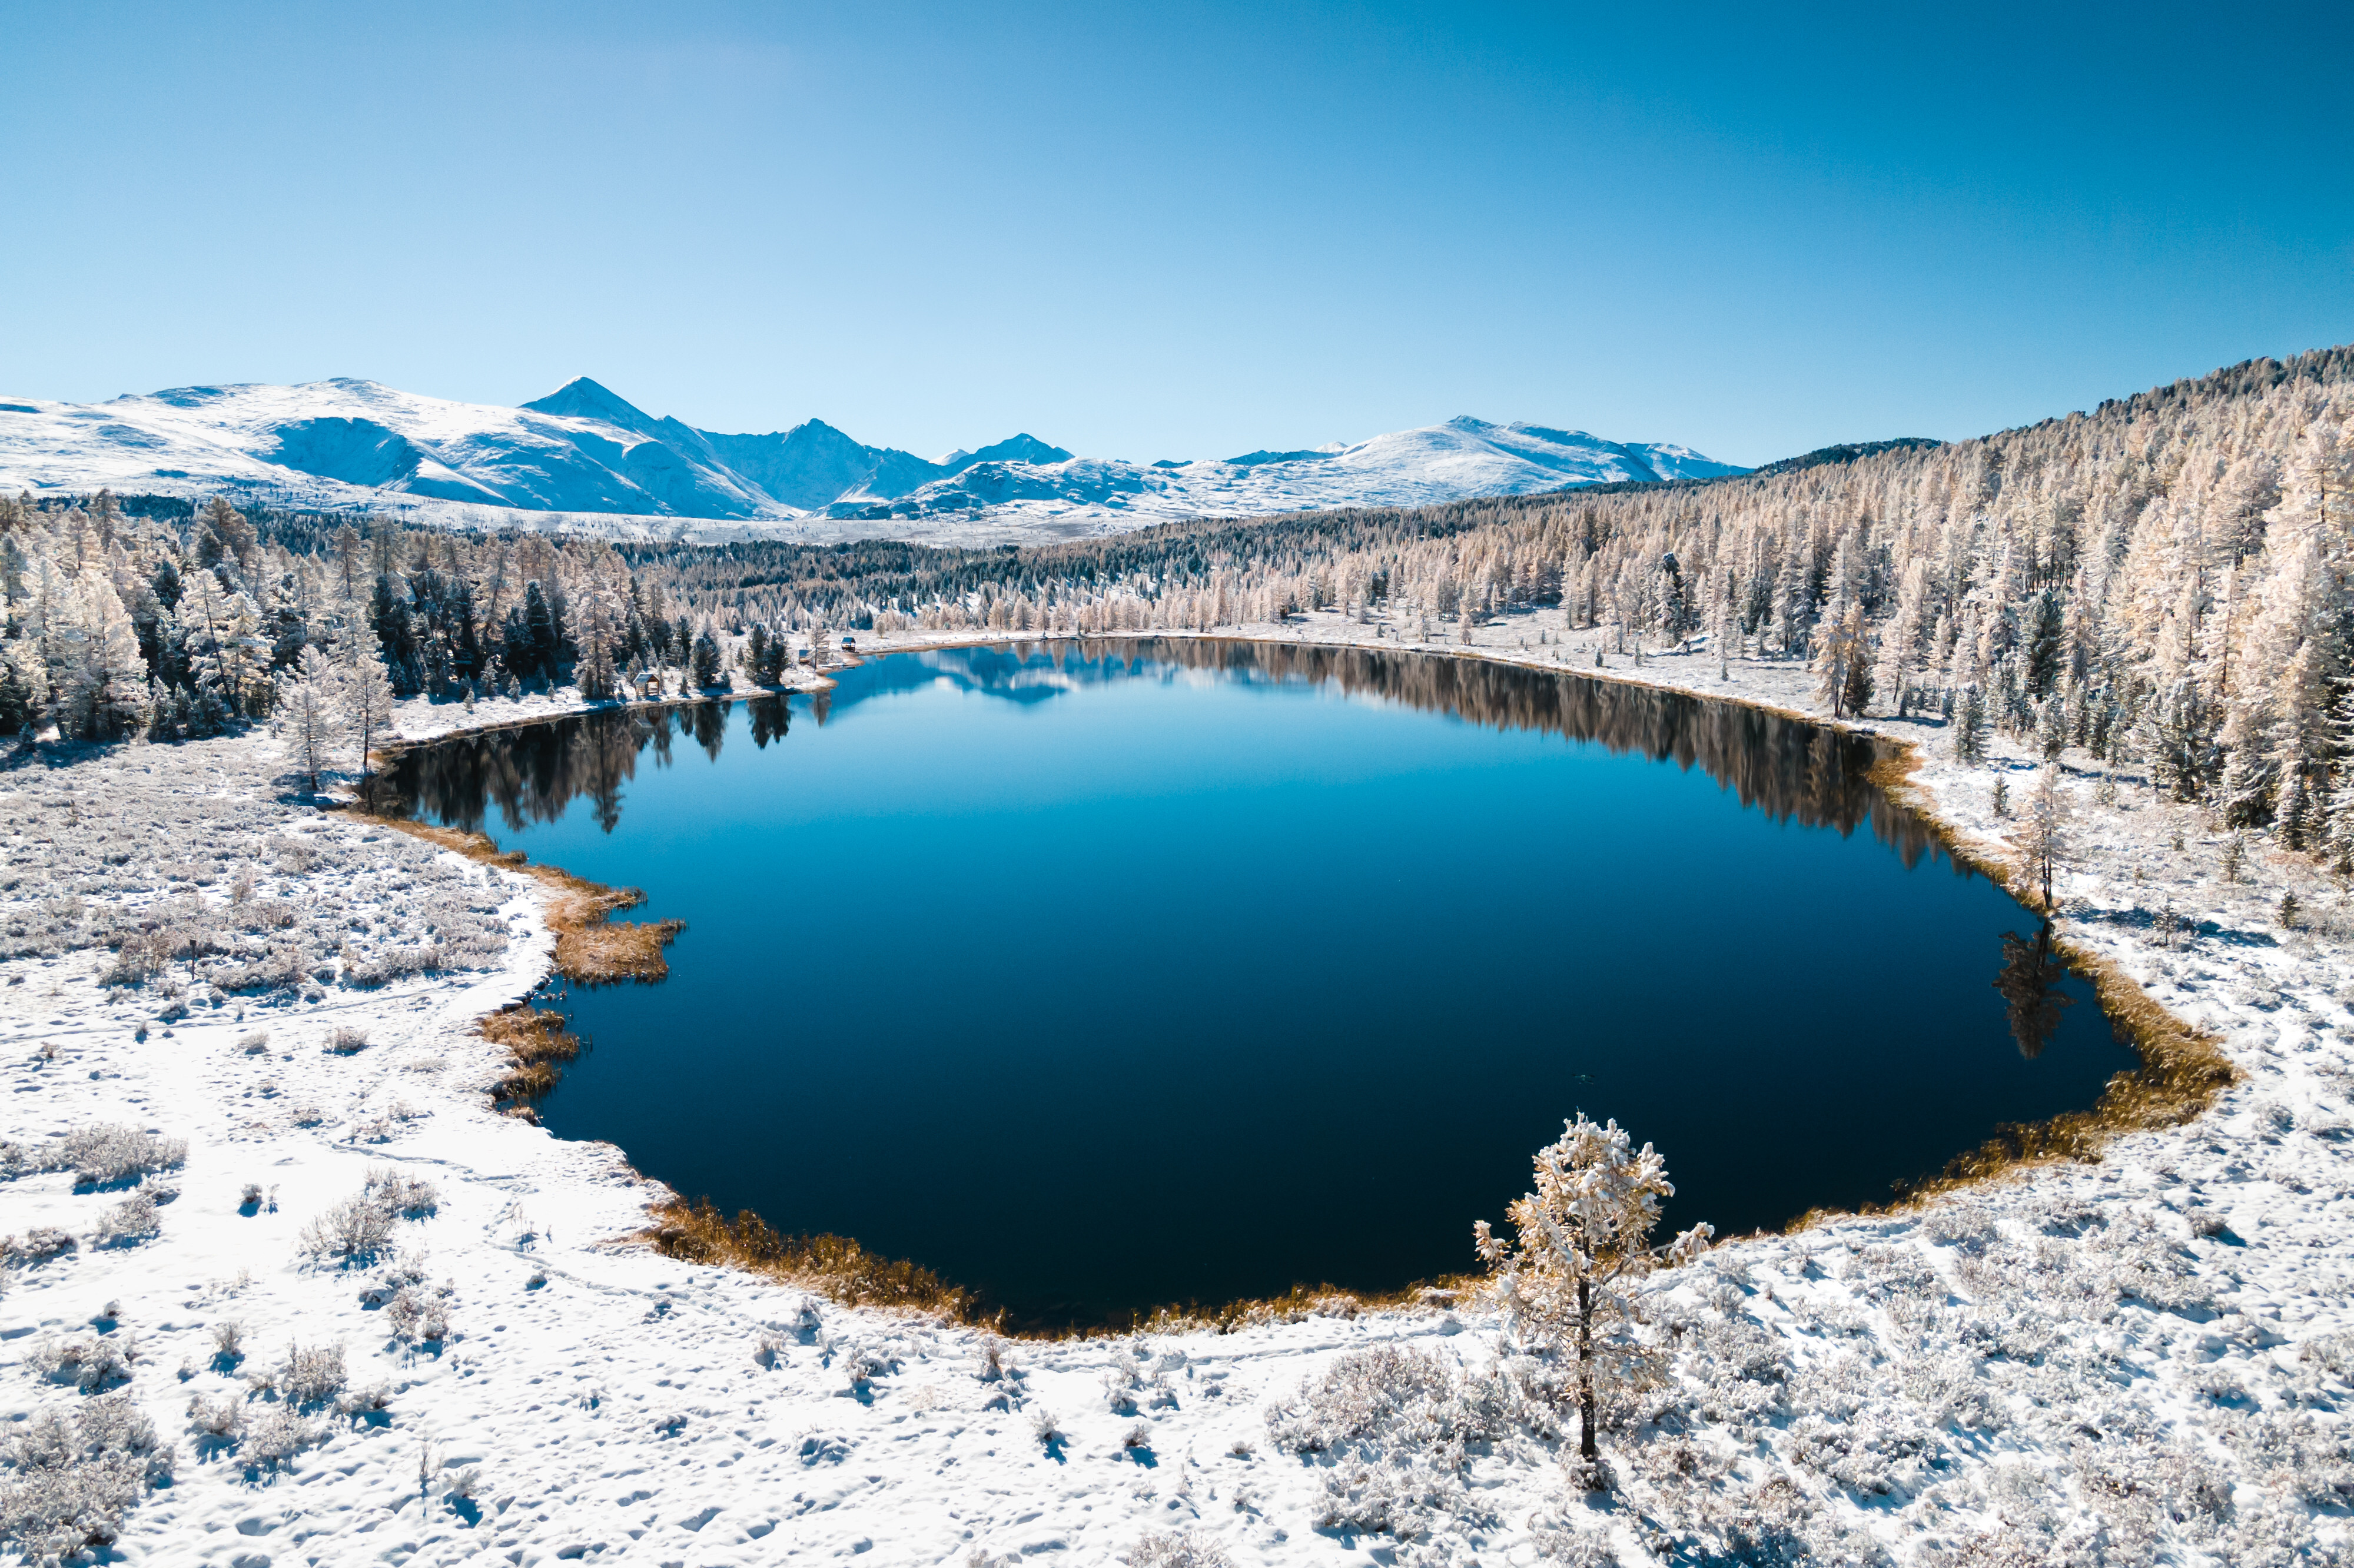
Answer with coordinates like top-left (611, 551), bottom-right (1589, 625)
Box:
top-left (1954, 685), bottom-right (1988, 763)
top-left (1475, 1115), bottom-right (1711, 1473)
top-left (689, 627), bottom-right (722, 687)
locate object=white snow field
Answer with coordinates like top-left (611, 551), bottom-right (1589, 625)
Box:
top-left (3, 619), bottom-right (2351, 1566)
top-left (0, 380), bottom-right (1742, 547)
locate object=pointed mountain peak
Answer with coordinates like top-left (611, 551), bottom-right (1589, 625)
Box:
top-left (967, 434), bottom-right (1073, 467)
top-left (522, 377), bottom-right (658, 430)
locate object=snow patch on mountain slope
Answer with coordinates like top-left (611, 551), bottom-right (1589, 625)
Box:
top-left (0, 377), bottom-right (1744, 544)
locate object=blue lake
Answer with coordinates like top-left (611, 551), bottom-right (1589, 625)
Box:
top-left (388, 640), bottom-right (2133, 1324)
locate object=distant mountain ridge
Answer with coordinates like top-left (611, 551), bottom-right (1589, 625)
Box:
top-left (0, 376), bottom-right (1747, 542)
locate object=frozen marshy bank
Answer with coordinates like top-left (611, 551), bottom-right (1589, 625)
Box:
top-left (1, 642), bottom-right (2351, 1566)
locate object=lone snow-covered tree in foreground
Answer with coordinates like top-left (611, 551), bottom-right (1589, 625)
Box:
top-left (346, 639), bottom-right (397, 785)
top-left (1475, 1115), bottom-right (1712, 1477)
top-left (282, 646), bottom-right (342, 795)
top-left (2016, 763), bottom-right (2071, 911)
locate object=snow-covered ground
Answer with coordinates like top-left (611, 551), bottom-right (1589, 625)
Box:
top-left (0, 379), bottom-right (1741, 547)
top-left (4, 614), bottom-right (2350, 1565)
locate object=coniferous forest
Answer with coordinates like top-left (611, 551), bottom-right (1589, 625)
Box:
top-left (5, 344), bottom-right (2350, 866)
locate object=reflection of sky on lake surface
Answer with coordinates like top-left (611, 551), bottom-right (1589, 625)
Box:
top-left (390, 641), bottom-right (2134, 1326)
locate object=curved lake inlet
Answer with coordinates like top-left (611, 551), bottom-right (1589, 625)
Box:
top-left (387, 640), bottom-right (2135, 1325)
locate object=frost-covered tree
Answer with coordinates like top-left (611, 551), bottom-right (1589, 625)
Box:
top-left (2015, 763), bottom-right (2071, 911)
top-left (345, 639), bottom-right (397, 784)
top-left (57, 572), bottom-right (149, 740)
top-left (281, 645), bottom-right (342, 795)
top-left (1953, 685), bottom-right (1987, 763)
top-left (689, 626), bottom-right (722, 687)
top-left (573, 596), bottom-right (619, 701)
top-left (1475, 1115), bottom-right (1711, 1470)
top-left (1811, 602), bottom-right (1868, 718)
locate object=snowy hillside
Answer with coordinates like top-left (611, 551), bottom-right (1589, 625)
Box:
top-left (0, 379), bottom-right (1742, 543)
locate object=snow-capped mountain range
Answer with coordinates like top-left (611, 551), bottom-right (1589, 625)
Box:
top-left (0, 377), bottom-right (1745, 544)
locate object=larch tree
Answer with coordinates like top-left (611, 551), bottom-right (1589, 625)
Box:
top-left (1475, 1114), bottom-right (1712, 1475)
top-left (1811, 600), bottom-right (1867, 717)
top-left (59, 573), bottom-right (151, 740)
top-left (282, 645), bottom-right (342, 795)
top-left (346, 638), bottom-right (397, 785)
top-left (2016, 762), bottom-right (2071, 912)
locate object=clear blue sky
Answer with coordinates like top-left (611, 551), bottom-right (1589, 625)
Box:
top-left (4, 1), bottom-right (2349, 467)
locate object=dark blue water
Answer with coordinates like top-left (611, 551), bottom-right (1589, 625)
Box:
top-left (390, 640), bottom-right (2133, 1324)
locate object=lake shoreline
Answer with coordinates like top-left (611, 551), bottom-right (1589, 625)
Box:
top-left (394, 629), bottom-right (2222, 1278)
top-left (4, 612), bottom-right (2346, 1562)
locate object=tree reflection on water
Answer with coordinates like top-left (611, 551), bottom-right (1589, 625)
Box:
top-left (1992, 922), bottom-right (2074, 1059)
top-left (384, 640), bottom-right (1941, 866)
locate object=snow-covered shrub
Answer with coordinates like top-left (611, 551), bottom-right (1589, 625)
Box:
top-left (299, 1192), bottom-right (399, 1261)
top-left (211, 1320), bottom-right (244, 1367)
top-left (1854, 1243), bottom-right (1942, 1303)
top-left (3, 1122), bottom-right (187, 1187)
top-left (1788, 1401), bottom-right (1937, 1496)
top-left (342, 942), bottom-right (444, 987)
top-left (214, 936), bottom-right (311, 992)
top-left (839, 1343), bottom-right (890, 1390)
top-left (241, 1403), bottom-right (320, 1467)
top-left (278, 1342), bottom-right (346, 1406)
top-left (1265, 1344), bottom-right (1502, 1541)
top-left (186, 1393), bottom-right (244, 1442)
top-left (1920, 1202), bottom-right (1999, 1253)
top-left (1528, 1521), bottom-right (1622, 1567)
top-left (337, 1383), bottom-right (393, 1418)
top-left (325, 1025), bottom-right (369, 1054)
top-left (364, 1165), bottom-right (438, 1217)
top-left (2222, 1408), bottom-right (2354, 1506)
top-left (4, 1227), bottom-right (76, 1265)
top-left (753, 1333), bottom-right (786, 1370)
top-left (289, 1102), bottom-right (324, 1127)
top-left (2108, 1234), bottom-right (2214, 1313)
top-left (1101, 1363), bottom-right (1141, 1413)
top-left (2301, 1331), bottom-right (2354, 1383)
top-left (0, 1392), bottom-right (171, 1556)
top-left (101, 925), bottom-right (177, 986)
top-left (1120, 1527), bottom-right (1234, 1567)
top-left (30, 1333), bottom-right (134, 1393)
top-left (1028, 1407), bottom-right (1065, 1449)
top-left (1681, 1313), bottom-right (1789, 1431)
top-left (92, 1190), bottom-right (160, 1245)
top-left (384, 1285), bottom-right (451, 1344)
